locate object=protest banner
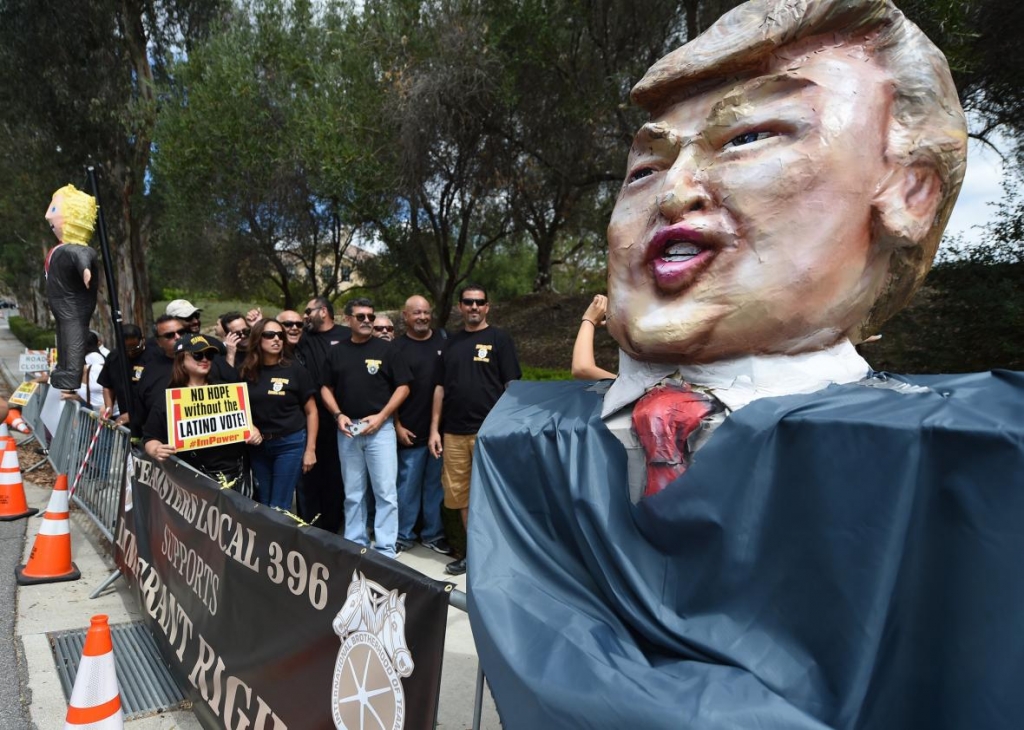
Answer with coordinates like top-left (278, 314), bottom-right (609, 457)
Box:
top-left (115, 455), bottom-right (451, 729)
top-left (9, 381), bottom-right (38, 407)
top-left (166, 383), bottom-right (253, 452)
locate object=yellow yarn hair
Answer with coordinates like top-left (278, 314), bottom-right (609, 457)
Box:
top-left (51, 184), bottom-right (98, 245)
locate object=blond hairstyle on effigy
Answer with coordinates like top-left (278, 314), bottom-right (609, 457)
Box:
top-left (631, 0), bottom-right (968, 341)
top-left (51, 184), bottom-right (99, 245)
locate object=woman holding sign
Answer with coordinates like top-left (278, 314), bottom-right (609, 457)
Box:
top-left (239, 319), bottom-right (318, 510)
top-left (143, 333), bottom-right (256, 497)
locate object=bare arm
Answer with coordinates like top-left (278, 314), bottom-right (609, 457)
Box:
top-left (302, 397), bottom-right (318, 472)
top-left (428, 384), bottom-right (444, 457)
top-left (572, 295), bottom-right (616, 381)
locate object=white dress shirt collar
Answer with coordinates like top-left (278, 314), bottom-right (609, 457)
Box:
top-left (602, 339), bottom-right (871, 417)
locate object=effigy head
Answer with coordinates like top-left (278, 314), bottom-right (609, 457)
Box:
top-left (45, 184), bottom-right (98, 245)
top-left (607, 0), bottom-right (967, 364)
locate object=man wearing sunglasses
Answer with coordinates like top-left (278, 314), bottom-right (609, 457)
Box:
top-left (294, 296), bottom-right (351, 533)
top-left (165, 299), bottom-right (204, 334)
top-left (321, 298), bottom-right (412, 558)
top-left (277, 309), bottom-right (305, 351)
top-left (372, 315), bottom-right (396, 342)
top-left (428, 285), bottom-right (521, 575)
top-left (133, 315), bottom-right (189, 437)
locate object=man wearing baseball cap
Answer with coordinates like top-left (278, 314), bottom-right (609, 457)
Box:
top-left (165, 299), bottom-right (203, 333)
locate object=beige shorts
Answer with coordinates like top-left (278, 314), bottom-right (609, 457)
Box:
top-left (441, 433), bottom-right (477, 509)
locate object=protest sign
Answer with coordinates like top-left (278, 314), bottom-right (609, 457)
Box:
top-left (9, 381), bottom-right (38, 407)
top-left (166, 383), bottom-right (252, 451)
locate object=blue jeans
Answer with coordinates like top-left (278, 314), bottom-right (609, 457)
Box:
top-left (337, 421), bottom-right (398, 557)
top-left (251, 430), bottom-right (306, 510)
top-left (396, 446), bottom-right (445, 544)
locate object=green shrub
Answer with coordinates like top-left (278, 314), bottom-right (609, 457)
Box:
top-left (521, 365), bottom-right (572, 381)
top-left (8, 316), bottom-right (56, 350)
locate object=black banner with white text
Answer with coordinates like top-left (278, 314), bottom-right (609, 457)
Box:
top-left (114, 454), bottom-right (451, 730)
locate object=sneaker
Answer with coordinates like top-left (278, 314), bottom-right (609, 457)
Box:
top-left (395, 539), bottom-right (415, 554)
top-left (421, 537), bottom-right (453, 555)
top-left (444, 557), bottom-right (466, 576)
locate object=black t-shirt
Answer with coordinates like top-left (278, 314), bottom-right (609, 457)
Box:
top-left (324, 337), bottom-right (412, 420)
top-left (143, 396), bottom-right (246, 475)
top-left (436, 326), bottom-right (521, 434)
top-left (296, 324), bottom-right (352, 410)
top-left (245, 361), bottom-right (316, 435)
top-left (97, 347), bottom-right (147, 414)
top-left (393, 331), bottom-right (446, 447)
top-left (134, 353), bottom-right (239, 436)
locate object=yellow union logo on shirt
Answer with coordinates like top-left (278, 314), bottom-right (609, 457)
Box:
top-left (474, 344), bottom-right (492, 363)
top-left (270, 377), bottom-right (289, 395)
top-left (365, 359), bottom-right (382, 375)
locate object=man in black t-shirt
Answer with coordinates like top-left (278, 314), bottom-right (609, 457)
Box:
top-left (295, 296), bottom-right (352, 533)
top-left (134, 315), bottom-right (187, 437)
top-left (98, 323), bottom-right (146, 426)
top-left (428, 284), bottom-right (521, 575)
top-left (321, 298), bottom-right (411, 558)
top-left (393, 295), bottom-right (451, 555)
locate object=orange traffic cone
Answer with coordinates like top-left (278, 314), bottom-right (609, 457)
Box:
top-left (0, 439), bottom-right (37, 521)
top-left (0, 421), bottom-right (10, 439)
top-left (15, 474), bottom-right (80, 584)
top-left (65, 615), bottom-right (124, 729)
top-left (5, 408), bottom-right (30, 434)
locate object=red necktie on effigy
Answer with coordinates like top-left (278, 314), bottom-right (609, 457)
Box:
top-left (632, 383), bottom-right (715, 499)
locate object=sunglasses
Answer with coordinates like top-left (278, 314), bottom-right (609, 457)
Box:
top-left (159, 329), bottom-right (187, 340)
top-left (189, 350), bottom-right (217, 362)
top-left (304, 306), bottom-right (323, 315)
top-left (231, 328), bottom-right (251, 338)
top-left (280, 320), bottom-right (304, 328)
top-left (261, 331), bottom-right (286, 340)
top-left (461, 298), bottom-right (487, 307)
top-left (373, 325), bottom-right (394, 333)
top-left (184, 313), bottom-right (201, 321)
top-left (352, 312), bottom-right (376, 322)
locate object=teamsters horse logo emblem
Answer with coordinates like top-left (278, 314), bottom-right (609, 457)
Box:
top-left (331, 571), bottom-right (414, 730)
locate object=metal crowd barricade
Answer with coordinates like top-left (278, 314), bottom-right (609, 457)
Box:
top-left (16, 382), bottom-right (52, 473)
top-left (39, 394), bottom-right (492, 727)
top-left (47, 400), bottom-right (131, 543)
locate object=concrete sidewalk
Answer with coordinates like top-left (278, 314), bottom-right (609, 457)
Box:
top-left (1, 319), bottom-right (499, 728)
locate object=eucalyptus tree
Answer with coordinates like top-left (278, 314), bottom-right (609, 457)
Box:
top-left (0, 0), bottom-right (228, 327)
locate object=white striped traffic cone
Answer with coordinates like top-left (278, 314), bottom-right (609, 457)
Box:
top-left (65, 615), bottom-right (124, 729)
top-left (6, 409), bottom-right (30, 434)
top-left (0, 438), bottom-right (37, 520)
top-left (15, 474), bottom-right (80, 584)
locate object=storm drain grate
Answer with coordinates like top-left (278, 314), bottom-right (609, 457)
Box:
top-left (49, 620), bottom-right (190, 720)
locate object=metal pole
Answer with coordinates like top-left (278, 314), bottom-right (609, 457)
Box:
top-left (85, 166), bottom-right (132, 420)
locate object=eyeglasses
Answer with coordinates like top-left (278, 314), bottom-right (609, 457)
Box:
top-left (304, 306), bottom-right (323, 315)
top-left (280, 321), bottom-right (304, 328)
top-left (159, 329), bottom-right (187, 340)
top-left (261, 331), bottom-right (286, 340)
top-left (189, 351), bottom-right (217, 362)
top-left (461, 298), bottom-right (488, 307)
top-left (373, 325), bottom-right (394, 333)
top-left (352, 313), bottom-right (376, 322)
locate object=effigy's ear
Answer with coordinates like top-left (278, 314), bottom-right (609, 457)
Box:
top-left (873, 162), bottom-right (942, 248)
